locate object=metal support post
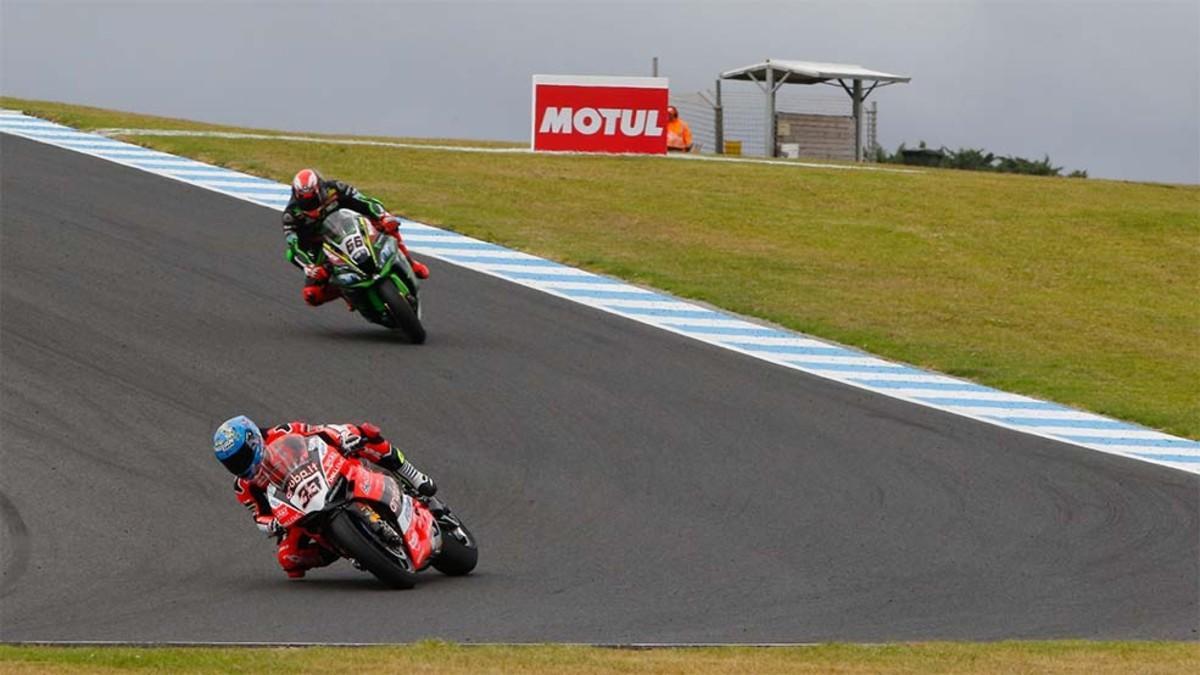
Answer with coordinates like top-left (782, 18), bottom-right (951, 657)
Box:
top-left (852, 78), bottom-right (863, 162)
top-left (869, 101), bottom-right (878, 159)
top-left (714, 78), bottom-right (724, 154)
top-left (652, 57), bottom-right (658, 77)
top-left (766, 65), bottom-right (776, 158)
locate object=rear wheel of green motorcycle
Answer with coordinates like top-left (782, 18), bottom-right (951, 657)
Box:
top-left (377, 280), bottom-right (426, 344)
top-left (327, 508), bottom-right (420, 589)
top-left (433, 521), bottom-right (478, 576)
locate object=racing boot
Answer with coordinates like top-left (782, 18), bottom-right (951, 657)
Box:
top-left (374, 444), bottom-right (437, 497)
top-left (397, 458), bottom-right (437, 497)
top-left (400, 243), bottom-right (430, 280)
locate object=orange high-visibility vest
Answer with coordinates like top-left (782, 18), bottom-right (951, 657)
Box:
top-left (666, 118), bottom-right (692, 151)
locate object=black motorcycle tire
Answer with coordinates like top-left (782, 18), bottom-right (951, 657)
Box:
top-left (377, 279), bottom-right (426, 344)
top-left (327, 507), bottom-right (420, 589)
top-left (432, 521), bottom-right (478, 576)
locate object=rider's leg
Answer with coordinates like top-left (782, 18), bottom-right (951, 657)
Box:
top-left (375, 217), bottom-right (430, 279)
top-left (360, 441), bottom-right (437, 497)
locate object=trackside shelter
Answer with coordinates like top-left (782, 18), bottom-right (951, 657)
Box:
top-left (719, 59), bottom-right (911, 160)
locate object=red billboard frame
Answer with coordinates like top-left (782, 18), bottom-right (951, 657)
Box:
top-left (531, 75), bottom-right (669, 155)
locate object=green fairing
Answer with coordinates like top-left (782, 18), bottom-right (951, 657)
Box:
top-left (362, 274), bottom-right (412, 314)
top-left (364, 286), bottom-right (387, 313)
top-left (343, 255), bottom-right (398, 288)
top-left (388, 273), bottom-right (410, 296)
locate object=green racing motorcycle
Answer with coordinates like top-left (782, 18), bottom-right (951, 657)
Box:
top-left (315, 209), bottom-right (426, 343)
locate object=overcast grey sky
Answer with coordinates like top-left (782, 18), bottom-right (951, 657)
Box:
top-left (2, 0), bottom-right (1197, 183)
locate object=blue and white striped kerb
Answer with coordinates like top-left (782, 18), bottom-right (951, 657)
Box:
top-left (3, 111), bottom-right (1196, 475)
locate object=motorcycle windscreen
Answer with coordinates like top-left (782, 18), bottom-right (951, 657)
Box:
top-left (320, 209), bottom-right (363, 242)
top-left (322, 209), bottom-right (377, 277)
top-left (261, 434), bottom-right (336, 525)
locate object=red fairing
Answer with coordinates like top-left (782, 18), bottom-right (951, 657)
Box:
top-left (348, 461), bottom-right (436, 568)
top-left (350, 462), bottom-right (389, 503)
top-left (273, 500), bottom-right (306, 529)
top-left (320, 445), bottom-right (345, 478)
top-left (405, 503), bottom-right (436, 568)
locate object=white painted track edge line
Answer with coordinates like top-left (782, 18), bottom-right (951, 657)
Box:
top-left (1, 129), bottom-right (293, 210)
top-left (402, 260), bottom-right (1198, 474)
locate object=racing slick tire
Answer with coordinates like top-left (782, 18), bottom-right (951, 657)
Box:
top-left (432, 521), bottom-right (478, 576)
top-left (377, 279), bottom-right (426, 344)
top-left (327, 507), bottom-right (420, 589)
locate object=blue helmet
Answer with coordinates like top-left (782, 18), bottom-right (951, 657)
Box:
top-left (213, 415), bottom-right (264, 478)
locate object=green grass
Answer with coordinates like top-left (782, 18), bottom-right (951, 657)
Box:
top-left (5, 96), bottom-right (1197, 438)
top-left (2, 642), bottom-right (1199, 674)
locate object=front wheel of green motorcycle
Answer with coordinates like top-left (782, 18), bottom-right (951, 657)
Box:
top-left (377, 280), bottom-right (426, 344)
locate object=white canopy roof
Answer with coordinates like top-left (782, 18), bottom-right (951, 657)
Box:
top-left (720, 59), bottom-right (911, 85)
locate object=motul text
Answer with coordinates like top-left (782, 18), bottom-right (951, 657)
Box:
top-left (538, 107), bottom-right (663, 137)
top-left (532, 75), bottom-right (669, 154)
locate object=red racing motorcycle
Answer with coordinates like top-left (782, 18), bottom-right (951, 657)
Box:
top-left (260, 432), bottom-right (477, 588)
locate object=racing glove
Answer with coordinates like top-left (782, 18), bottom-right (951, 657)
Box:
top-left (256, 516), bottom-right (284, 538)
top-left (337, 426), bottom-right (364, 453)
top-left (359, 422), bottom-right (384, 442)
top-left (305, 264), bottom-right (330, 283)
top-left (376, 213), bottom-right (401, 234)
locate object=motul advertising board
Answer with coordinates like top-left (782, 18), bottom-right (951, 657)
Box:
top-left (531, 75), bottom-right (669, 154)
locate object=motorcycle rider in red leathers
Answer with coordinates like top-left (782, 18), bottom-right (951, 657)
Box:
top-left (283, 168), bottom-right (430, 308)
top-left (213, 415), bottom-right (437, 579)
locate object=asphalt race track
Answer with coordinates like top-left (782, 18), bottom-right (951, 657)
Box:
top-left (1, 134), bottom-right (1197, 643)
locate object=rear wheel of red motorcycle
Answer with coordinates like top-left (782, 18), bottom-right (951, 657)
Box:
top-left (433, 522), bottom-right (478, 576)
top-left (327, 508), bottom-right (420, 589)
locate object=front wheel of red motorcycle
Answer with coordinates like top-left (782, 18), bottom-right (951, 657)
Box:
top-left (327, 508), bottom-right (420, 589)
top-left (433, 521), bottom-right (478, 576)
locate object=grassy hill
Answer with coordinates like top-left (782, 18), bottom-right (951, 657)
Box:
top-left (4, 97), bottom-right (1197, 438)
